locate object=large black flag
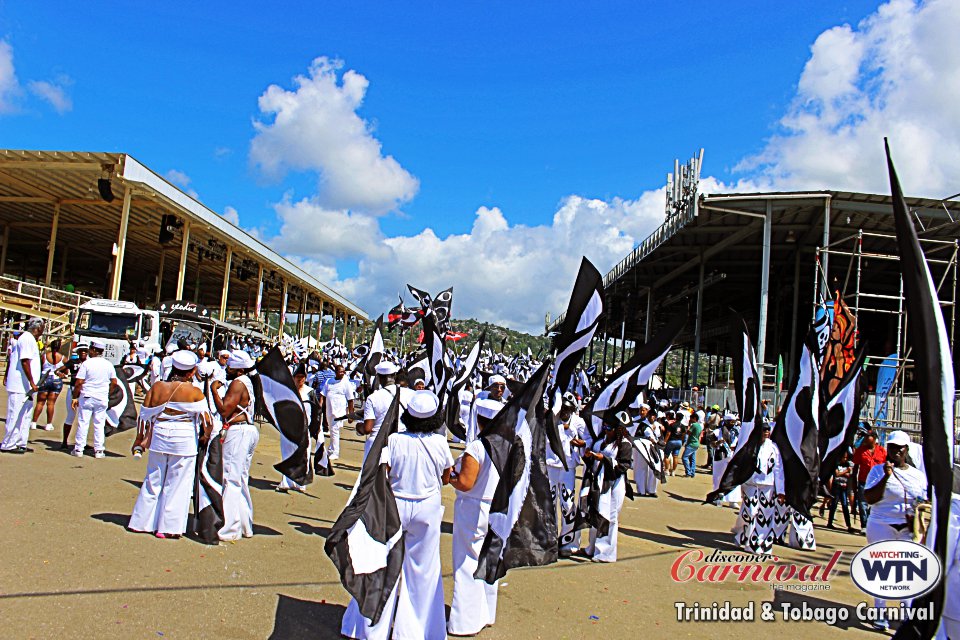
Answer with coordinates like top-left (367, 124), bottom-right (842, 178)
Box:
top-left (818, 346), bottom-right (866, 488)
top-left (770, 327), bottom-right (822, 519)
top-left (324, 394), bottom-right (403, 624)
top-left (475, 361), bottom-right (555, 583)
top-left (583, 312), bottom-right (685, 441)
top-left (254, 346), bottom-right (310, 486)
top-left (105, 364), bottom-right (138, 435)
top-left (887, 141), bottom-right (956, 640)
top-left (706, 317), bottom-right (763, 504)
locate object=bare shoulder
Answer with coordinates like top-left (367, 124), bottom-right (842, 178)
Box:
top-left (175, 383), bottom-right (206, 402)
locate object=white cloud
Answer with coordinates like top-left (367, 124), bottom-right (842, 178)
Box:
top-left (0, 40), bottom-right (21, 114)
top-left (27, 78), bottom-right (72, 114)
top-left (164, 169), bottom-right (200, 199)
top-left (250, 57), bottom-right (418, 214)
top-left (738, 0), bottom-right (960, 196)
top-left (221, 206), bottom-right (240, 226)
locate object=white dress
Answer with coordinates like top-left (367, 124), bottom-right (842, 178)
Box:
top-left (219, 375), bottom-right (259, 541)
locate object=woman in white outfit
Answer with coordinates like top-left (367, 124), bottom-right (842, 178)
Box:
top-left (584, 411), bottom-right (634, 563)
top-left (736, 421), bottom-right (785, 555)
top-left (341, 390), bottom-right (453, 640)
top-left (709, 415), bottom-right (741, 508)
top-left (128, 350), bottom-right (213, 539)
top-left (863, 430), bottom-right (928, 630)
top-left (633, 412), bottom-right (662, 497)
top-left (448, 398), bottom-right (504, 636)
top-left (213, 350), bottom-right (260, 541)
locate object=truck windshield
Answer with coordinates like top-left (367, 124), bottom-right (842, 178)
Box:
top-left (76, 311), bottom-right (138, 339)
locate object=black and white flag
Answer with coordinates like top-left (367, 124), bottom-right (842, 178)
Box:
top-left (193, 434), bottom-right (224, 544)
top-left (105, 364), bottom-right (138, 435)
top-left (432, 287), bottom-right (454, 334)
top-left (887, 141), bottom-right (956, 640)
top-left (445, 330), bottom-right (486, 441)
top-left (583, 312), bottom-right (685, 441)
top-left (475, 361), bottom-right (555, 583)
top-left (356, 315), bottom-right (385, 394)
top-left (818, 346), bottom-right (866, 488)
top-left (324, 393), bottom-right (403, 625)
top-left (254, 346), bottom-right (310, 486)
top-left (706, 317), bottom-right (763, 504)
top-left (770, 327), bottom-right (822, 519)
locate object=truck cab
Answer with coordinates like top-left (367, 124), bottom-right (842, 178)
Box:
top-left (73, 299), bottom-right (160, 364)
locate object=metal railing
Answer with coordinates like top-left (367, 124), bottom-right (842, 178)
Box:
top-left (0, 275), bottom-right (92, 338)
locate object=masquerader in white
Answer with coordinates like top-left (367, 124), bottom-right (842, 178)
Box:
top-left (547, 392), bottom-right (587, 556)
top-left (709, 413), bottom-right (741, 507)
top-left (71, 340), bottom-right (119, 458)
top-left (320, 363), bottom-right (355, 462)
top-left (360, 361), bottom-right (413, 461)
top-left (448, 398), bottom-right (503, 636)
top-left (213, 350), bottom-right (260, 541)
top-left (465, 375), bottom-right (506, 443)
top-left (2, 317), bottom-right (45, 454)
top-left (341, 391), bottom-right (453, 640)
top-left (633, 410), bottom-right (662, 497)
top-left (584, 411), bottom-right (635, 563)
top-left (735, 422), bottom-right (785, 556)
top-left (128, 350), bottom-right (213, 538)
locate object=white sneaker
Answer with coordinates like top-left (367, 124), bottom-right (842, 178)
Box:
top-left (329, 453), bottom-right (340, 461)
top-left (94, 450), bottom-right (106, 459)
top-left (30, 422), bottom-right (38, 430)
top-left (42, 424), bottom-right (54, 431)
top-left (71, 450), bottom-right (83, 457)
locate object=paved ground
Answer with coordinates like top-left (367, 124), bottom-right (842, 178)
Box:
top-left (0, 390), bottom-right (883, 639)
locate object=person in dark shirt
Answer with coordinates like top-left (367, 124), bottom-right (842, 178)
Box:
top-left (827, 451), bottom-right (859, 533)
top-left (663, 411), bottom-right (686, 477)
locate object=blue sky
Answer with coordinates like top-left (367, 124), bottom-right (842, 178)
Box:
top-left (2, 1), bottom-right (958, 331)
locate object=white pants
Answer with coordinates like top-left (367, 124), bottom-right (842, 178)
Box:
top-left (587, 476), bottom-right (626, 562)
top-left (73, 396), bottom-right (107, 454)
top-left (129, 451), bottom-right (196, 535)
top-left (448, 495), bottom-right (498, 636)
top-left (548, 465), bottom-right (579, 551)
top-left (328, 419), bottom-right (342, 458)
top-left (342, 493), bottom-right (446, 640)
top-left (219, 424), bottom-right (259, 540)
top-left (1, 391), bottom-right (31, 450)
top-left (711, 456), bottom-right (741, 504)
top-left (633, 444), bottom-right (659, 496)
top-left (63, 387), bottom-right (76, 426)
top-left (866, 519), bottom-right (914, 609)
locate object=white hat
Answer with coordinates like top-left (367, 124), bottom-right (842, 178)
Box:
top-left (90, 340), bottom-right (106, 350)
top-left (476, 398), bottom-right (503, 420)
top-left (218, 349), bottom-right (232, 358)
top-left (74, 342), bottom-right (90, 351)
top-left (226, 350), bottom-right (254, 370)
top-left (165, 343), bottom-right (178, 354)
top-left (488, 374), bottom-right (506, 388)
top-left (887, 430), bottom-right (911, 447)
top-left (171, 350), bottom-right (199, 371)
top-left (407, 391), bottom-right (440, 418)
top-left (196, 360), bottom-right (218, 378)
top-left (375, 361), bottom-right (399, 375)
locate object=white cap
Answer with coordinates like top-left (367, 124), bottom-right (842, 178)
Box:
top-left (488, 374), bottom-right (506, 387)
top-left (74, 342), bottom-right (90, 351)
top-left (171, 350), bottom-right (199, 371)
top-left (476, 398), bottom-right (503, 419)
top-left (218, 349), bottom-right (232, 358)
top-left (197, 343), bottom-right (208, 352)
top-left (165, 343), bottom-right (178, 354)
top-left (723, 411), bottom-right (736, 421)
top-left (90, 340), bottom-right (106, 350)
top-left (375, 361), bottom-right (399, 375)
top-left (226, 350), bottom-right (254, 370)
top-left (197, 360), bottom-right (218, 378)
top-left (887, 430), bottom-right (911, 447)
top-left (407, 391), bottom-right (440, 418)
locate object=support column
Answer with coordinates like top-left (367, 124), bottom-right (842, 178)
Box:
top-left (788, 250), bottom-right (801, 380)
top-left (342, 308), bottom-right (348, 344)
top-left (821, 198), bottom-right (831, 301)
top-left (254, 265), bottom-right (264, 319)
top-left (317, 301), bottom-right (325, 342)
top-left (619, 318), bottom-right (626, 367)
top-left (645, 289), bottom-right (653, 342)
top-left (44, 201), bottom-right (61, 285)
top-left (691, 254), bottom-right (705, 385)
top-left (297, 292), bottom-right (306, 336)
top-left (219, 246), bottom-right (233, 321)
top-left (175, 219), bottom-right (191, 300)
top-left (280, 280), bottom-right (289, 336)
top-left (109, 187), bottom-right (133, 299)
top-left (0, 222), bottom-right (9, 277)
top-left (155, 249), bottom-right (166, 305)
top-left (757, 199), bottom-right (772, 368)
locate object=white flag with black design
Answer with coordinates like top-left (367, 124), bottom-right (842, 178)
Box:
top-left (254, 346), bottom-right (310, 486)
top-left (887, 141), bottom-right (956, 640)
top-left (706, 317), bottom-right (763, 504)
top-left (445, 330), bottom-right (486, 440)
top-left (818, 346), bottom-right (866, 489)
top-left (475, 361), bottom-right (555, 583)
top-left (325, 393), bottom-right (403, 624)
top-left (105, 364), bottom-right (138, 435)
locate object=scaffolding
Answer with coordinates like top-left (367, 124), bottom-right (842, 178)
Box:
top-left (814, 229), bottom-right (960, 434)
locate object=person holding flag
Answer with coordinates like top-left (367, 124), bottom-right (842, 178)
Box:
top-left (736, 421), bottom-right (785, 555)
top-left (546, 392), bottom-right (587, 557)
top-left (582, 410), bottom-right (634, 563)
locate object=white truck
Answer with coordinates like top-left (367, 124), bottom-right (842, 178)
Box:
top-left (73, 299), bottom-right (160, 364)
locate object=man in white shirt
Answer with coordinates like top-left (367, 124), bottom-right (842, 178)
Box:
top-left (465, 374), bottom-right (506, 442)
top-left (320, 364), bottom-right (355, 461)
top-left (361, 361), bottom-right (413, 460)
top-left (72, 340), bottom-right (119, 458)
top-left (2, 317), bottom-right (45, 453)
top-left (547, 392), bottom-right (587, 556)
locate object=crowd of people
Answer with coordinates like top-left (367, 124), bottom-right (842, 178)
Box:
top-left (0, 315), bottom-right (952, 637)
